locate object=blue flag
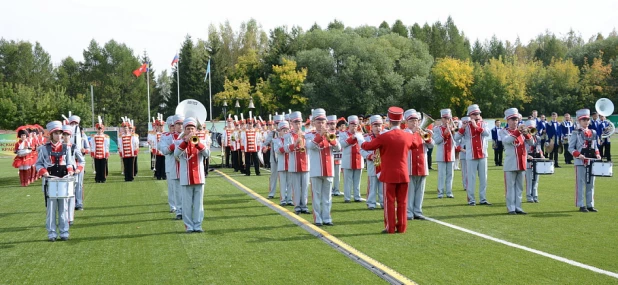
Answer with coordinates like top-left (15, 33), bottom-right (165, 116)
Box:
top-left (204, 59), bottom-right (211, 82)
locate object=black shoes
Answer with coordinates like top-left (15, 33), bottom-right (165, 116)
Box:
top-left (579, 207), bottom-right (588, 212)
top-left (60, 237), bottom-right (69, 241)
top-left (479, 201), bottom-right (493, 206)
top-left (175, 215), bottom-right (183, 220)
top-left (267, 196), bottom-right (274, 199)
top-left (301, 210), bottom-right (311, 214)
top-left (468, 202), bottom-right (476, 206)
top-left (515, 210), bottom-right (527, 215)
top-left (447, 195), bottom-right (454, 198)
top-left (587, 207), bottom-right (598, 212)
top-left (315, 223), bottom-right (323, 227)
top-left (414, 215), bottom-right (427, 220)
top-left (48, 237), bottom-right (56, 242)
top-left (324, 222), bottom-right (334, 226)
top-left (508, 211), bottom-right (517, 215)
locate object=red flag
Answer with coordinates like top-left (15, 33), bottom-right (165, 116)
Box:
top-left (133, 63), bottom-right (148, 77)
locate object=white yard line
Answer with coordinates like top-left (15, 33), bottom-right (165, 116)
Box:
top-left (426, 217), bottom-right (618, 279)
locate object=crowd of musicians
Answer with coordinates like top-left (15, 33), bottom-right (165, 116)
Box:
top-left (11, 101), bottom-right (614, 239)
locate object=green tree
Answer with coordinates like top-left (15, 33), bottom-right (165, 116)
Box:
top-left (391, 20), bottom-right (408, 38)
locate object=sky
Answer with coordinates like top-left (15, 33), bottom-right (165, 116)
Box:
top-left (1, 0), bottom-right (617, 76)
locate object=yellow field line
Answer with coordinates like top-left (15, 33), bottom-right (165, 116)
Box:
top-left (216, 170), bottom-right (416, 285)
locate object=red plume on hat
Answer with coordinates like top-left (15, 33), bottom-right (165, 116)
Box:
top-left (337, 117), bottom-right (347, 123)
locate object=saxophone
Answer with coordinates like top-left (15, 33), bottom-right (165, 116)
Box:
top-left (374, 149), bottom-right (381, 167)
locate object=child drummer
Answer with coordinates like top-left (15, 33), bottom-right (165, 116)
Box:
top-left (568, 109), bottom-right (602, 213)
top-left (35, 121), bottom-right (83, 242)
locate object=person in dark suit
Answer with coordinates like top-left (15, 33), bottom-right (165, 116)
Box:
top-left (538, 114), bottom-right (547, 154)
top-left (545, 112), bottom-right (562, 168)
top-left (491, 120), bottom-right (504, 166)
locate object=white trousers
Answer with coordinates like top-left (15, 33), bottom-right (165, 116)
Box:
top-left (268, 160), bottom-right (278, 197)
top-left (575, 166), bottom-right (595, 208)
top-left (437, 161), bottom-right (454, 197)
top-left (311, 177), bottom-right (333, 224)
top-left (466, 158), bottom-right (488, 204)
top-left (407, 176), bottom-right (426, 218)
top-left (74, 171), bottom-right (85, 207)
top-left (504, 171), bottom-right (524, 212)
top-left (461, 159), bottom-right (468, 190)
top-left (46, 198), bottom-right (69, 239)
top-left (278, 171), bottom-right (292, 204)
top-left (291, 172), bottom-right (310, 212)
top-left (366, 175), bottom-right (383, 208)
top-left (181, 184), bottom-right (204, 231)
top-left (332, 164), bottom-right (341, 194)
top-left (343, 168), bottom-right (362, 201)
top-left (167, 176), bottom-right (182, 216)
top-left (525, 168), bottom-right (539, 201)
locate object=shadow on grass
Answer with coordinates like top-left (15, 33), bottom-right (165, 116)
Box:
top-left (70, 217), bottom-right (171, 228)
top-left (85, 203), bottom-right (168, 210)
top-left (0, 226), bottom-right (37, 233)
top-left (78, 210), bottom-right (169, 219)
top-left (246, 234), bottom-right (315, 243)
top-left (207, 212), bottom-right (279, 221)
top-left (208, 205), bottom-right (266, 211)
top-left (0, 231), bottom-right (182, 246)
top-left (0, 211), bottom-right (39, 218)
top-left (205, 198), bottom-right (252, 205)
top-left (205, 224), bottom-right (296, 235)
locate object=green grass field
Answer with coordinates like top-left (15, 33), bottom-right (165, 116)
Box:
top-left (1, 148), bottom-right (617, 284)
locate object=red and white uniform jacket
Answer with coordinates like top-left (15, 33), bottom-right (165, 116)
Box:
top-left (197, 130), bottom-right (211, 149)
top-left (338, 130), bottom-right (364, 170)
top-left (501, 128), bottom-right (532, 171)
top-left (118, 135), bottom-right (138, 158)
top-left (241, 129), bottom-right (261, 153)
top-left (306, 131), bottom-right (341, 177)
top-left (360, 133), bottom-right (381, 177)
top-left (91, 134), bottom-right (110, 159)
top-left (433, 125), bottom-right (456, 162)
top-left (148, 132), bottom-right (164, 156)
top-left (230, 130), bottom-right (241, 151)
top-left (262, 130), bottom-right (278, 164)
top-left (274, 136), bottom-right (289, 172)
top-left (174, 139), bottom-right (210, 186)
top-left (158, 132), bottom-right (181, 179)
top-left (404, 129), bottom-right (433, 177)
top-left (333, 131), bottom-right (343, 165)
top-left (455, 121), bottom-right (490, 160)
top-left (221, 129), bottom-right (234, 149)
top-left (283, 130), bottom-right (309, 172)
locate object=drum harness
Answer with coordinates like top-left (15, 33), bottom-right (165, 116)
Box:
top-left (579, 130), bottom-right (598, 184)
top-left (528, 136), bottom-right (543, 183)
top-left (43, 143), bottom-right (73, 207)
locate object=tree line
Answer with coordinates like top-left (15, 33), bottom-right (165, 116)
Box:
top-left (1, 17), bottom-right (616, 134)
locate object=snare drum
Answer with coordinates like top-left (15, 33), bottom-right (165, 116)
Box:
top-left (534, 160), bottom-right (554, 175)
top-left (47, 177), bottom-right (75, 198)
top-left (591, 161), bottom-right (613, 177)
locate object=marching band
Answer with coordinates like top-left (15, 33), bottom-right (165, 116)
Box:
top-left (10, 97), bottom-right (616, 240)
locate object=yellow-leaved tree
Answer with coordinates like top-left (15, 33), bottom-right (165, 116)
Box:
top-left (432, 57), bottom-right (474, 116)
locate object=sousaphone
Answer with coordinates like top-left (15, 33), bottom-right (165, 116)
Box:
top-left (176, 99), bottom-right (208, 125)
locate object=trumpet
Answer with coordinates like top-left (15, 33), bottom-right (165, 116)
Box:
top-left (420, 130), bottom-right (432, 140)
top-left (191, 136), bottom-right (200, 144)
top-left (449, 119), bottom-right (459, 133)
top-left (529, 127), bottom-right (537, 135)
top-left (374, 149), bottom-right (381, 167)
top-left (326, 131), bottom-right (337, 142)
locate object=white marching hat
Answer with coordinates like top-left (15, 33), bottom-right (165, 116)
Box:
top-left (183, 117), bottom-right (197, 128)
top-left (312, 108), bottom-right (326, 120)
top-left (166, 116), bottom-right (174, 126)
top-left (326, 115), bottom-right (337, 122)
top-left (347, 115), bottom-right (359, 124)
top-left (273, 115), bottom-right (284, 123)
top-left (278, 121), bottom-right (290, 129)
top-left (369, 115), bottom-right (383, 124)
top-left (174, 114), bottom-right (185, 124)
top-left (525, 119), bottom-right (536, 128)
top-left (62, 124), bottom-right (73, 135)
top-left (289, 111), bottom-right (302, 122)
top-left (461, 116), bottom-right (470, 122)
top-left (440, 109), bottom-right (452, 118)
top-left (504, 108), bottom-right (520, 120)
top-left (467, 104), bottom-right (481, 115)
top-left (68, 115), bottom-right (81, 124)
top-left (576, 109), bottom-right (591, 120)
top-left (46, 121), bottom-right (63, 133)
top-left (404, 109), bottom-right (420, 120)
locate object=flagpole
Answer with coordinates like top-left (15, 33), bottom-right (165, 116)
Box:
top-left (147, 64), bottom-right (151, 127)
top-left (208, 62), bottom-right (212, 122)
top-left (177, 55), bottom-right (180, 105)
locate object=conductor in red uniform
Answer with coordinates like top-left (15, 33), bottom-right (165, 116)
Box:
top-left (358, 107), bottom-right (419, 234)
